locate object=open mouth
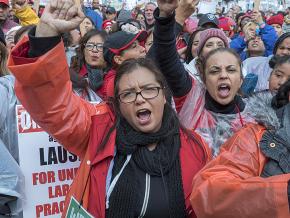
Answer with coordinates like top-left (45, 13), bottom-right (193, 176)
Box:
top-left (217, 84), bottom-right (231, 98)
top-left (136, 109), bottom-right (151, 125)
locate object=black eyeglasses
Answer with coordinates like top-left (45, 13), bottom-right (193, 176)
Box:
top-left (85, 43), bottom-right (103, 52)
top-left (118, 87), bottom-right (163, 104)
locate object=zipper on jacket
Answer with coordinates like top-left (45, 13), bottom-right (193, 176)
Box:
top-left (138, 173), bottom-right (151, 218)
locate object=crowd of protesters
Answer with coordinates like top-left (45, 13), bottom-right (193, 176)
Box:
top-left (1, 0), bottom-right (290, 217)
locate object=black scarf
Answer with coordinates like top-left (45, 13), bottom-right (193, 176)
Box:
top-left (69, 65), bottom-right (105, 91)
top-left (205, 91), bottom-right (245, 114)
top-left (86, 64), bottom-right (105, 91)
top-left (106, 105), bottom-right (186, 218)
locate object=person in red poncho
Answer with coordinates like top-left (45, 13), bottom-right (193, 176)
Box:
top-left (8, 1), bottom-right (210, 217)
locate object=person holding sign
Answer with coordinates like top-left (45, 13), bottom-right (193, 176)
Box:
top-left (8, 0), bottom-right (210, 218)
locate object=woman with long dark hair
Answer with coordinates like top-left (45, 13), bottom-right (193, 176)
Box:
top-left (191, 79), bottom-right (290, 218)
top-left (268, 55), bottom-right (290, 93)
top-left (69, 29), bottom-right (107, 101)
top-left (184, 27), bottom-right (204, 64)
top-left (9, 1), bottom-right (210, 217)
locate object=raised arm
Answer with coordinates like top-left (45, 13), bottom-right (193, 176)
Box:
top-left (260, 24), bottom-right (277, 56)
top-left (251, 10), bottom-right (277, 56)
top-left (174, 0), bottom-right (197, 37)
top-left (191, 124), bottom-right (290, 218)
top-left (8, 0), bottom-right (101, 158)
top-left (152, 0), bottom-right (199, 98)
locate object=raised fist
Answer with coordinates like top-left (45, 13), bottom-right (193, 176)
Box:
top-left (36, 0), bottom-right (85, 37)
top-left (176, 0), bottom-right (199, 25)
top-left (158, 0), bottom-right (199, 18)
top-left (157, 0), bottom-right (179, 17)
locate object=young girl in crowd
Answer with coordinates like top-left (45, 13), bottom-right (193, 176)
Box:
top-left (243, 32), bottom-right (290, 92)
top-left (69, 29), bottom-right (107, 102)
top-left (8, 1), bottom-right (209, 217)
top-left (190, 79), bottom-right (290, 218)
top-left (268, 55), bottom-right (290, 93)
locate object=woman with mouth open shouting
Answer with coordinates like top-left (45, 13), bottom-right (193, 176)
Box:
top-left (8, 0), bottom-right (210, 217)
top-left (152, 0), bottom-right (284, 156)
top-left (190, 79), bottom-right (290, 218)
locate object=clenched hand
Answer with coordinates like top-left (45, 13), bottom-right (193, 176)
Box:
top-left (36, 0), bottom-right (85, 37)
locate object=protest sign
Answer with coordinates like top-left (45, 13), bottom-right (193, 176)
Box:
top-left (16, 105), bottom-right (80, 218)
top-left (65, 197), bottom-right (94, 218)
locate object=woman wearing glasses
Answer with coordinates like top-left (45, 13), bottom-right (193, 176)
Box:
top-left (70, 29), bottom-right (107, 101)
top-left (9, 1), bottom-right (210, 217)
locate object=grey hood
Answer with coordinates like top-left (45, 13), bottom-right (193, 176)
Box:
top-left (244, 91), bottom-right (280, 130)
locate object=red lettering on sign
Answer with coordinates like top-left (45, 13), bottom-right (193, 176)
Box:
top-left (48, 184), bottom-right (70, 198)
top-left (32, 171), bottom-right (56, 185)
top-left (17, 106), bottom-right (42, 133)
top-left (35, 201), bottom-right (65, 217)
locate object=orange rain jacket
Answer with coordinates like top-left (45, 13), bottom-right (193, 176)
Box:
top-left (9, 38), bottom-right (210, 218)
top-left (190, 123), bottom-right (290, 218)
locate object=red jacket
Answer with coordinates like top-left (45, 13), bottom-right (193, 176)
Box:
top-left (9, 38), bottom-right (211, 218)
top-left (67, 107), bottom-right (210, 218)
top-left (96, 68), bottom-right (116, 99)
top-left (191, 123), bottom-right (290, 218)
